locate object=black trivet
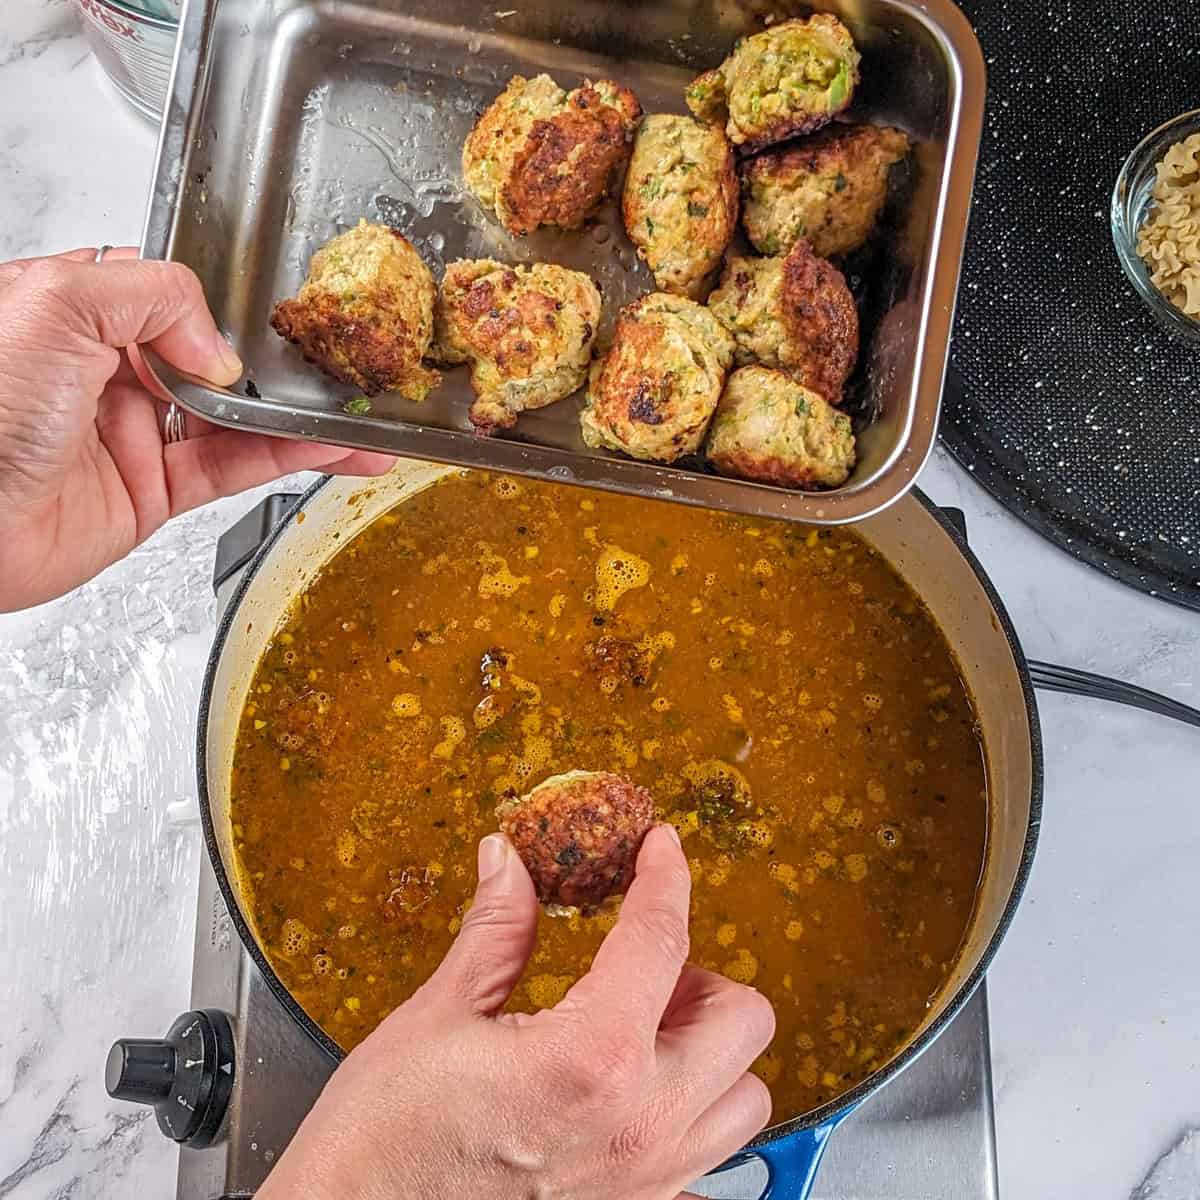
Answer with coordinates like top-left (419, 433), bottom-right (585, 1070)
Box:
top-left (943, 0), bottom-right (1200, 612)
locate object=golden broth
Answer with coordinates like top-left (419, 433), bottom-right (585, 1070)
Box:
top-left (230, 471), bottom-right (986, 1119)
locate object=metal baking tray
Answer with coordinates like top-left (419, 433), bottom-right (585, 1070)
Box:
top-left (141, 0), bottom-right (983, 524)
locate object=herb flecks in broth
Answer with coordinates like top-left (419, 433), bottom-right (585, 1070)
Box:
top-left (230, 472), bottom-right (986, 1119)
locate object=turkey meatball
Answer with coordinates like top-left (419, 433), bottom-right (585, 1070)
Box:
top-left (705, 365), bottom-right (856, 489)
top-left (496, 770), bottom-right (654, 911)
top-left (435, 259), bottom-right (601, 434)
top-left (269, 219), bottom-right (439, 400)
top-left (463, 74), bottom-right (641, 236)
top-left (742, 123), bottom-right (911, 257)
top-left (621, 114), bottom-right (738, 300)
top-left (685, 14), bottom-right (859, 152)
top-left (707, 239), bottom-right (858, 404)
top-left (580, 292), bottom-right (734, 463)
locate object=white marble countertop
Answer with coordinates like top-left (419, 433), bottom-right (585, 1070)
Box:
top-left (1, 8), bottom-right (1198, 1199)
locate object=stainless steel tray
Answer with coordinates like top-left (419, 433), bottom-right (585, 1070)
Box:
top-left (141, 0), bottom-right (983, 524)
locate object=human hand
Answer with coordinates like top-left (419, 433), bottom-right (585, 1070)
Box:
top-left (260, 825), bottom-right (776, 1200)
top-left (0, 248), bottom-right (394, 612)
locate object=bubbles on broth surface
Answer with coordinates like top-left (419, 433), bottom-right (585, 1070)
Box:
top-left (594, 545), bottom-right (651, 611)
top-left (280, 918), bottom-right (311, 958)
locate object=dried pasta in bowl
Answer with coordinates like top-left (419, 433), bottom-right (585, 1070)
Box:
top-left (1136, 131), bottom-right (1200, 317)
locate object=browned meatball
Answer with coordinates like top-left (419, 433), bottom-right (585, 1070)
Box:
top-left (685, 14), bottom-right (860, 152)
top-left (463, 75), bottom-right (641, 236)
top-left (583, 636), bottom-right (652, 693)
top-left (705, 365), bottom-right (856, 490)
top-left (269, 219), bottom-right (439, 400)
top-left (581, 292), bottom-right (734, 462)
top-left (742, 123), bottom-right (911, 258)
top-left (707, 238), bottom-right (858, 404)
top-left (496, 770), bottom-right (654, 910)
top-left (434, 258), bottom-right (601, 434)
top-left (621, 114), bottom-right (739, 299)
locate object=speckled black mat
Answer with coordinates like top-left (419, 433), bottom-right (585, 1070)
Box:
top-left (943, 0), bottom-right (1200, 611)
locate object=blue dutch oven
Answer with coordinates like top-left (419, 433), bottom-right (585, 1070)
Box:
top-left (190, 469), bottom-right (1041, 1197)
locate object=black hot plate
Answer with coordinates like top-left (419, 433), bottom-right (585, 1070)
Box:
top-left (942, 0), bottom-right (1200, 612)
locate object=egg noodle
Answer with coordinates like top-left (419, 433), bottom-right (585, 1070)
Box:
top-left (1136, 131), bottom-right (1200, 317)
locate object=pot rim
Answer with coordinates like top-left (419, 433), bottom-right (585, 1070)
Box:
top-left (195, 476), bottom-right (1045, 1137)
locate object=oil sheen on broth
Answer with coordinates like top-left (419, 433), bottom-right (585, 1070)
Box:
top-left (230, 472), bottom-right (986, 1119)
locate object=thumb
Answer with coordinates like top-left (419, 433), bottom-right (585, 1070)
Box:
top-left (10, 257), bottom-right (243, 393)
top-left (425, 834), bottom-right (538, 1016)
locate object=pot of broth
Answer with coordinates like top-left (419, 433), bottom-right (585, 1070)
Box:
top-left (196, 462), bottom-right (1041, 1198)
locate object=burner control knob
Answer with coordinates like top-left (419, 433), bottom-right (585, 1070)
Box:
top-left (106, 1009), bottom-right (235, 1147)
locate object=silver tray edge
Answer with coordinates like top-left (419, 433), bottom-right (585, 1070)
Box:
top-left (140, 0), bottom-right (985, 527)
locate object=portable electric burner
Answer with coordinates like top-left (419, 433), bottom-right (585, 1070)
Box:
top-left (105, 497), bottom-right (999, 1200)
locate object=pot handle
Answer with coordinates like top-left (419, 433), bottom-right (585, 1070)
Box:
top-left (212, 492), bottom-right (304, 593)
top-left (1028, 660), bottom-right (1200, 729)
top-left (712, 1111), bottom-right (850, 1200)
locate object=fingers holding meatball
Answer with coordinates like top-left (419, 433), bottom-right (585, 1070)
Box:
top-left (622, 114), bottom-right (738, 300)
top-left (581, 292), bottom-right (735, 463)
top-left (707, 239), bottom-right (858, 404)
top-left (705, 365), bottom-right (856, 490)
top-left (435, 258), bottom-right (601, 434)
top-left (496, 770), bottom-right (654, 912)
top-left (742, 123), bottom-right (911, 258)
top-left (270, 219), bottom-right (440, 400)
top-left (685, 14), bottom-right (860, 152)
top-left (463, 74), bottom-right (641, 236)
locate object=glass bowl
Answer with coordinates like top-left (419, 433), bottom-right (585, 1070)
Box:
top-left (76, 0), bottom-right (179, 123)
top-left (1111, 107), bottom-right (1200, 344)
